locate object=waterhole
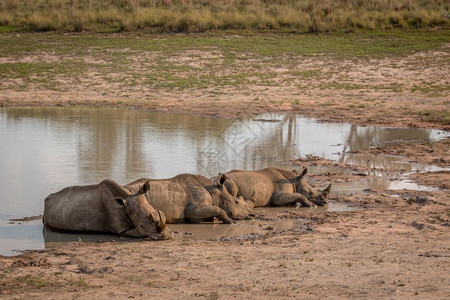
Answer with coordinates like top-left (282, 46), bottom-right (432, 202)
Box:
top-left (1, 203), bottom-right (358, 256)
top-left (0, 107), bottom-right (447, 255)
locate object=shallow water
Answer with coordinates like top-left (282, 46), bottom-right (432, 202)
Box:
top-left (0, 107), bottom-right (447, 255)
top-left (0, 203), bottom-right (357, 256)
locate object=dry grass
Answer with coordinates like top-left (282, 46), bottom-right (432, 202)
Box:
top-left (0, 0), bottom-right (449, 33)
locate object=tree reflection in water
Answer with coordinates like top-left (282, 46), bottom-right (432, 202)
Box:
top-left (0, 107), bottom-right (445, 221)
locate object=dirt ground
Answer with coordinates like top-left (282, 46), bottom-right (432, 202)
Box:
top-left (1, 42), bottom-right (449, 299)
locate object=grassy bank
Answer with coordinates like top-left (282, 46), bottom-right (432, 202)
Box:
top-left (1, 30), bottom-right (448, 91)
top-left (0, 0), bottom-right (449, 33)
top-left (0, 30), bottom-right (449, 126)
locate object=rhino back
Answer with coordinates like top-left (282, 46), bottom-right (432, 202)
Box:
top-left (43, 184), bottom-right (112, 232)
top-left (226, 170), bottom-right (275, 207)
top-left (144, 180), bottom-right (189, 223)
top-left (173, 174), bottom-right (213, 186)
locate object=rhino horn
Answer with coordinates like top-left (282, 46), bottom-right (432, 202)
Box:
top-left (156, 209), bottom-right (166, 229)
top-left (322, 184), bottom-right (332, 196)
top-left (249, 190), bottom-right (257, 203)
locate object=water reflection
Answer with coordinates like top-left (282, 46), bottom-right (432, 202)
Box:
top-left (0, 107), bottom-right (448, 256)
top-left (0, 107), bottom-right (447, 222)
top-left (0, 220), bottom-right (44, 256)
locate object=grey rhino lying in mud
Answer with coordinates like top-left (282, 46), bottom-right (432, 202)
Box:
top-left (125, 174), bottom-right (255, 224)
top-left (215, 167), bottom-right (331, 207)
top-left (43, 179), bottom-right (172, 240)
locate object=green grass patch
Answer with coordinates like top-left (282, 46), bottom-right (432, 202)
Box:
top-left (411, 82), bottom-right (449, 97)
top-left (320, 81), bottom-right (367, 90)
top-left (0, 25), bottom-right (23, 33)
top-left (19, 275), bottom-right (48, 289)
top-left (418, 109), bottom-right (450, 124)
top-left (1, 31), bottom-right (449, 58)
top-left (348, 103), bottom-right (366, 109)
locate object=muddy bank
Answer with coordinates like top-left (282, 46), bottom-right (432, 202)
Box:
top-left (352, 138), bottom-right (450, 168)
top-left (2, 91), bottom-right (449, 130)
top-left (1, 143), bottom-right (449, 298)
top-left (1, 188), bottom-right (449, 299)
top-left (295, 137), bottom-right (449, 187)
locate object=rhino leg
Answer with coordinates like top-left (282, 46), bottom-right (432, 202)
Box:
top-left (272, 193), bottom-right (317, 207)
top-left (188, 206), bottom-right (237, 224)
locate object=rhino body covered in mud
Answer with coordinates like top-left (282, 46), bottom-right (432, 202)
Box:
top-left (43, 179), bottom-right (172, 240)
top-left (125, 174), bottom-right (255, 224)
top-left (216, 167), bottom-right (331, 207)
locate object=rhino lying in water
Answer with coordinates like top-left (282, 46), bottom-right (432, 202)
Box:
top-left (125, 174), bottom-right (255, 224)
top-left (43, 179), bottom-right (172, 240)
top-left (215, 167), bottom-right (331, 207)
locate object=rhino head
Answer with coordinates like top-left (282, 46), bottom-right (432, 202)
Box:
top-left (214, 174), bottom-right (255, 220)
top-left (116, 181), bottom-right (172, 240)
top-left (293, 167), bottom-right (331, 206)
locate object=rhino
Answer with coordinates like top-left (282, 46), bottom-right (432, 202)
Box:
top-left (43, 179), bottom-right (172, 240)
top-left (216, 167), bottom-right (331, 207)
top-left (125, 173), bottom-right (255, 224)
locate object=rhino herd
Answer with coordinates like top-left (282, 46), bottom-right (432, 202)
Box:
top-left (43, 167), bottom-right (331, 240)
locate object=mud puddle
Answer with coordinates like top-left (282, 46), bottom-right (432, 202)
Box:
top-left (0, 203), bottom-right (357, 256)
top-left (168, 204), bottom-right (354, 241)
top-left (306, 154), bottom-right (449, 194)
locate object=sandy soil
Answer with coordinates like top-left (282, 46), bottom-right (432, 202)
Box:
top-left (1, 43), bottom-right (449, 130)
top-left (1, 42), bottom-right (449, 299)
top-left (1, 188), bottom-right (449, 299)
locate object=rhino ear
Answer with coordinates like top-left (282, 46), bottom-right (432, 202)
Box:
top-left (139, 181), bottom-right (150, 194)
top-left (296, 167), bottom-right (308, 180)
top-left (322, 184), bottom-right (332, 196)
top-left (217, 173), bottom-right (227, 186)
top-left (302, 167), bottom-right (308, 176)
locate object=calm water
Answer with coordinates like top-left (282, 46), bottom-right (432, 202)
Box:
top-left (0, 107), bottom-right (448, 255)
top-left (2, 204), bottom-right (357, 256)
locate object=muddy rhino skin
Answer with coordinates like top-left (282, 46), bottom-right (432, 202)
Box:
top-left (125, 174), bottom-right (255, 224)
top-left (218, 167), bottom-right (331, 207)
top-left (43, 179), bottom-right (172, 240)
